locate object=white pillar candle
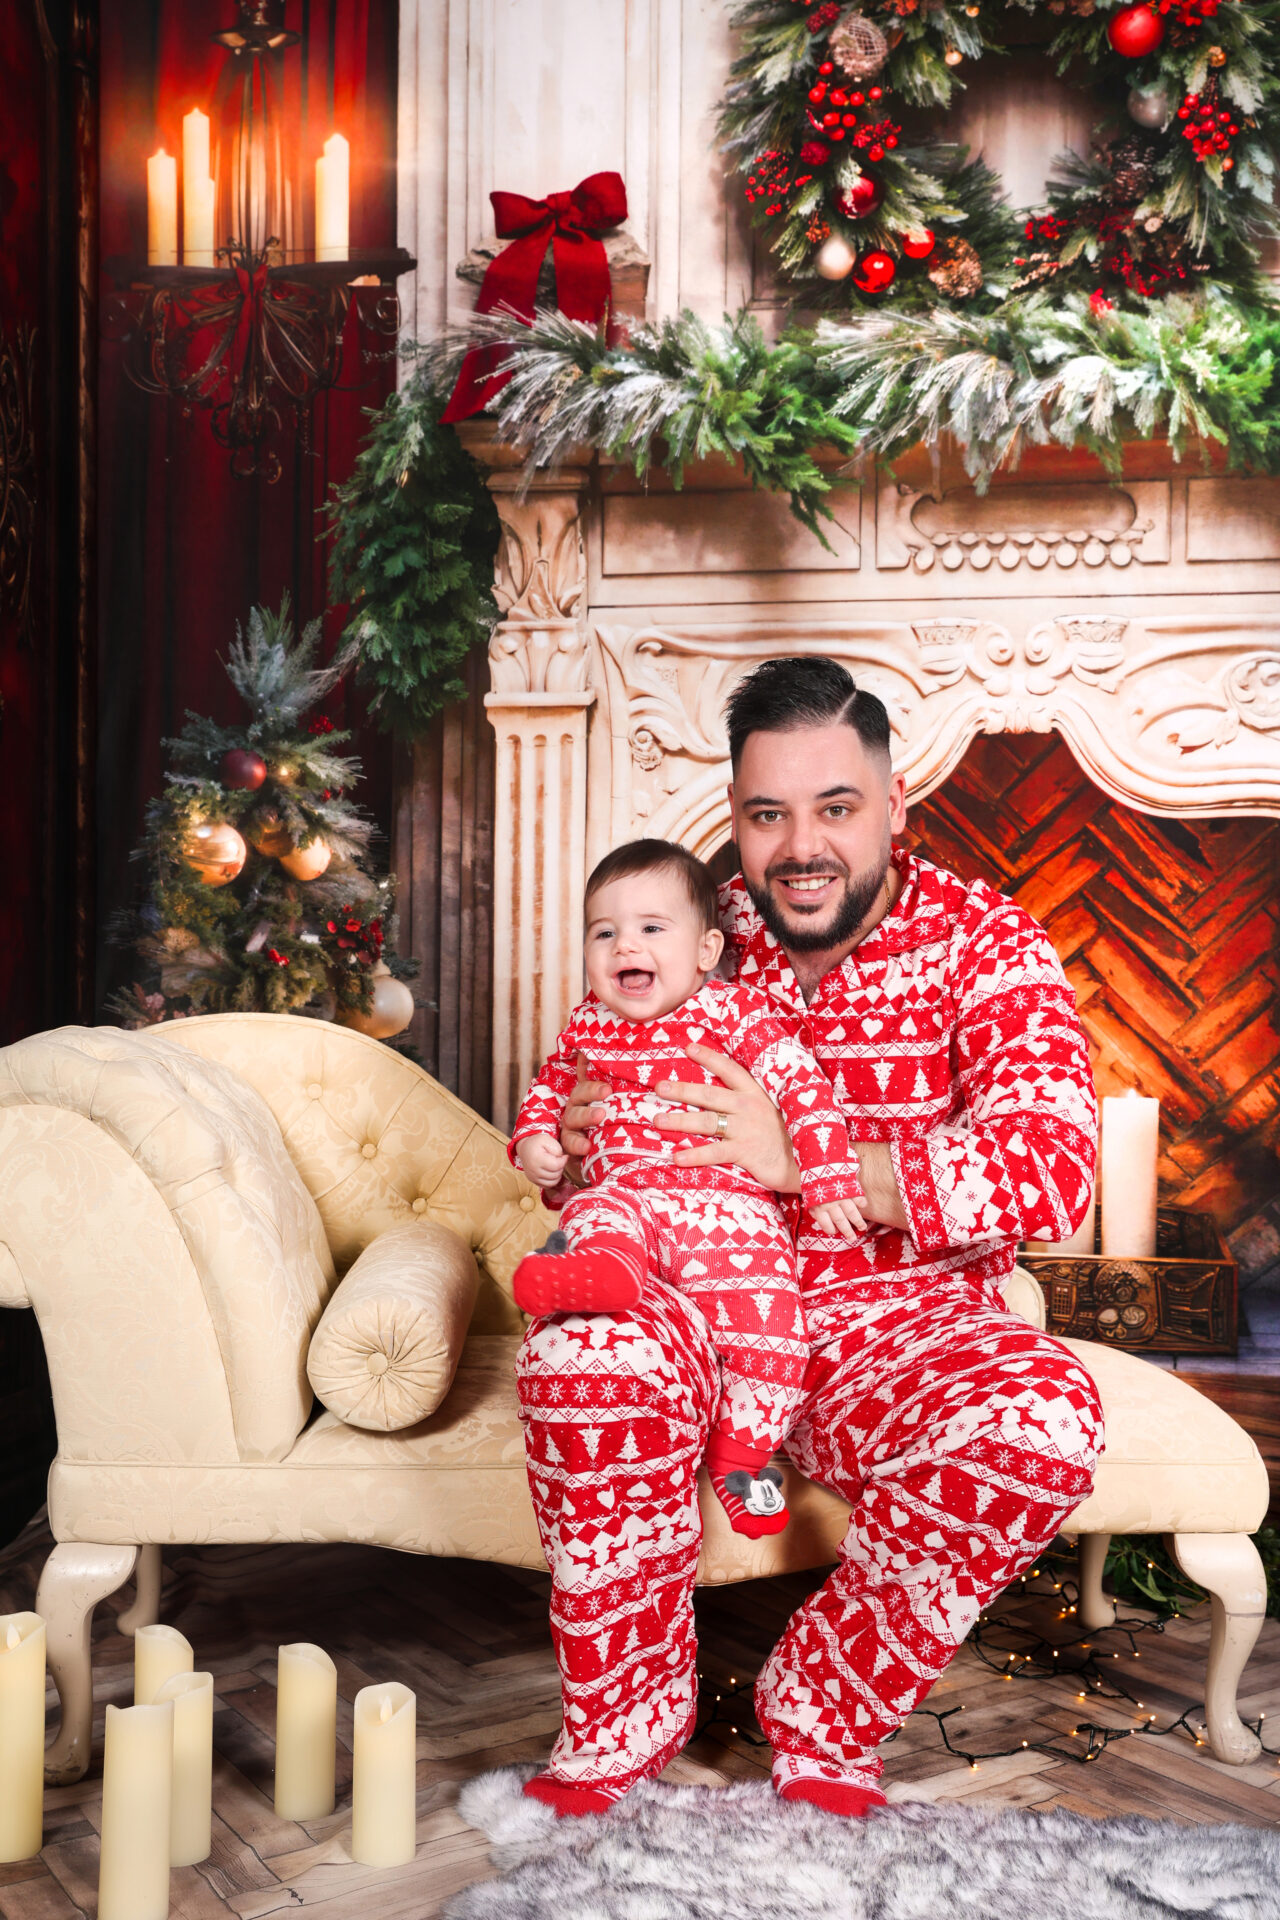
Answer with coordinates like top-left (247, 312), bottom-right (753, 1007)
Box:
top-left (1026, 1174), bottom-right (1097, 1257)
top-left (1100, 1091), bottom-right (1160, 1259)
top-left (134, 1622), bottom-right (193, 1705)
top-left (351, 1682), bottom-right (416, 1867)
top-left (274, 1643), bottom-right (337, 1820)
top-left (315, 133), bottom-right (349, 261)
top-left (155, 1670), bottom-right (213, 1865)
top-left (0, 1613), bottom-right (45, 1862)
top-left (182, 109), bottom-right (216, 266)
top-left (98, 1701), bottom-right (173, 1920)
top-left (146, 149), bottom-right (178, 266)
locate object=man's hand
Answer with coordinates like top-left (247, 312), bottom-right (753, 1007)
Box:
top-left (515, 1132), bottom-right (570, 1189)
top-left (651, 1045), bottom-right (802, 1193)
top-left (810, 1196), bottom-right (868, 1241)
top-left (848, 1141), bottom-right (910, 1231)
top-left (560, 1051), bottom-right (610, 1162)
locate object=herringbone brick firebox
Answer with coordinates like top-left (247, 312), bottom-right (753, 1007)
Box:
top-left (903, 731), bottom-right (1280, 1301)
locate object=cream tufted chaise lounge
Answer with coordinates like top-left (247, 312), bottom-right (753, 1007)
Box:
top-left (0, 1014), bottom-right (1268, 1784)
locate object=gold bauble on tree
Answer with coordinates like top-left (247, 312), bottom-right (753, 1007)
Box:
top-left (336, 962), bottom-right (415, 1040)
top-left (829, 10), bottom-right (888, 80)
top-left (279, 837), bottom-right (332, 881)
top-left (245, 807), bottom-right (294, 857)
top-left (182, 820), bottom-right (247, 887)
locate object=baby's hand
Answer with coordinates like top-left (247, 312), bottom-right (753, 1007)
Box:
top-left (516, 1134), bottom-right (570, 1189)
top-left (810, 1196), bottom-right (868, 1241)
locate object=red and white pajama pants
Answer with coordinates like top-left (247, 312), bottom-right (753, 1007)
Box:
top-left (515, 1273), bottom-right (1102, 1797)
top-left (556, 1179), bottom-right (808, 1456)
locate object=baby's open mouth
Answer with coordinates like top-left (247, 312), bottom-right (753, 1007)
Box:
top-left (614, 969), bottom-right (655, 995)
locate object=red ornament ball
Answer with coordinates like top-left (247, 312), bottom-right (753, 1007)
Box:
top-left (901, 228), bottom-right (936, 259)
top-left (837, 174), bottom-right (883, 220)
top-left (854, 249), bottom-right (896, 293)
top-left (1107, 5), bottom-right (1165, 57)
top-left (220, 748), bottom-right (268, 791)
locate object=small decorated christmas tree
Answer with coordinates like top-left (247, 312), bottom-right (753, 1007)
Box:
top-left (112, 599), bottom-right (418, 1040)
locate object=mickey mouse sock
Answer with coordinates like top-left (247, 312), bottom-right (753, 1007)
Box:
top-left (513, 1233), bottom-right (644, 1317)
top-left (703, 1431), bottom-right (788, 1539)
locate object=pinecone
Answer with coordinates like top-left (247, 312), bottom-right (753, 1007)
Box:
top-left (927, 235), bottom-right (983, 298)
top-left (830, 10), bottom-right (889, 77)
top-left (1111, 135), bottom-right (1157, 202)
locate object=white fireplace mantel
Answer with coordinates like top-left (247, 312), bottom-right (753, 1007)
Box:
top-left (459, 429), bottom-right (1280, 1126)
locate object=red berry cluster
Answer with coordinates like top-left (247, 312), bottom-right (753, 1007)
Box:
top-left (266, 947), bottom-right (290, 967)
top-left (799, 139), bottom-right (831, 164)
top-left (744, 150), bottom-right (814, 214)
top-left (806, 74), bottom-right (891, 147)
top-left (850, 117), bottom-right (901, 161)
top-left (1155, 0), bottom-right (1219, 24)
top-left (803, 0), bottom-right (842, 28)
top-left (1024, 213), bottom-right (1069, 244)
top-left (1177, 88), bottom-right (1239, 165)
top-left (308, 715), bottom-right (336, 735)
top-left (325, 908), bottom-right (385, 966)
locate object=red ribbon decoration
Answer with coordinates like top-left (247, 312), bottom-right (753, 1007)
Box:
top-left (441, 171), bottom-right (628, 424)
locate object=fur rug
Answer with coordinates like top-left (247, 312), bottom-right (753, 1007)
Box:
top-left (447, 1765), bottom-right (1280, 1920)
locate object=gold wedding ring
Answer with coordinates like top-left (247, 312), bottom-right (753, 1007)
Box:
top-left (714, 1110), bottom-right (730, 1141)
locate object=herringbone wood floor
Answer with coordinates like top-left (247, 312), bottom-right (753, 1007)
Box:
top-left (1, 1516), bottom-right (1277, 1920)
top-left (903, 732), bottom-right (1280, 1234)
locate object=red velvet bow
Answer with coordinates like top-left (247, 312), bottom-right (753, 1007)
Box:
top-left (441, 171), bottom-right (627, 424)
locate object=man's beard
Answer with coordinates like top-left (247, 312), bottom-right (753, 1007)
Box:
top-left (745, 844), bottom-right (892, 954)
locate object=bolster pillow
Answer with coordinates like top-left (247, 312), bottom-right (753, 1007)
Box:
top-left (306, 1220), bottom-right (479, 1431)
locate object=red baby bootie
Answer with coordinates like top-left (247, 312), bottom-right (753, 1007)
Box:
top-left (512, 1233), bottom-right (644, 1316)
top-left (703, 1432), bottom-right (789, 1539)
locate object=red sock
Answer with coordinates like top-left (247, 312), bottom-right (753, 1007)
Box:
top-left (703, 1432), bottom-right (788, 1539)
top-left (776, 1777), bottom-right (887, 1817)
top-left (512, 1235), bottom-right (643, 1316)
top-left (522, 1774), bottom-right (620, 1817)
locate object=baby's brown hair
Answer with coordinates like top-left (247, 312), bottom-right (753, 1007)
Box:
top-left (584, 839), bottom-right (719, 932)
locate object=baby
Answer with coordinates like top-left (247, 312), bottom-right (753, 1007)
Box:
top-left (509, 837), bottom-right (866, 1539)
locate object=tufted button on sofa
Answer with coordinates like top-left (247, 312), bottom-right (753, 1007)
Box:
top-left (0, 1014), bottom-right (1268, 1784)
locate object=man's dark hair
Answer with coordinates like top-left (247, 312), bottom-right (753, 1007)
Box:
top-left (584, 839), bottom-right (719, 932)
top-left (724, 656), bottom-right (891, 769)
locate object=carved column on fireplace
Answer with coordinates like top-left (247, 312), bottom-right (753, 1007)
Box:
top-left (457, 426), bottom-right (595, 1128)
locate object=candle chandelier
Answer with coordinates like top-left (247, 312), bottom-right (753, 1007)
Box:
top-left (118, 0), bottom-right (414, 482)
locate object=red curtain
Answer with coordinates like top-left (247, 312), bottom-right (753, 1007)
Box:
top-left (96, 0), bottom-right (399, 1010)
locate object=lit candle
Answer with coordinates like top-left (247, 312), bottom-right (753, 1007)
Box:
top-left (1100, 1091), bottom-right (1160, 1259)
top-left (155, 1670), bottom-right (213, 1866)
top-left (274, 1643), bottom-right (337, 1820)
top-left (146, 149), bottom-right (178, 266)
top-left (351, 1682), bottom-right (416, 1867)
top-left (315, 133), bottom-right (349, 261)
top-left (0, 1613), bottom-right (44, 1863)
top-left (98, 1701), bottom-right (173, 1920)
top-left (182, 109), bottom-right (216, 266)
top-left (134, 1622), bottom-right (193, 1705)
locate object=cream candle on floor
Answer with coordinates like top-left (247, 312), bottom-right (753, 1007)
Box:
top-left (274, 1643), bottom-right (337, 1819)
top-left (1101, 1090), bottom-right (1160, 1259)
top-left (0, 1613), bottom-right (45, 1862)
top-left (351, 1682), bottom-right (416, 1867)
top-left (146, 149), bottom-right (178, 265)
top-left (98, 1701), bottom-right (173, 1920)
top-left (134, 1622), bottom-right (193, 1704)
top-left (155, 1670), bottom-right (213, 1865)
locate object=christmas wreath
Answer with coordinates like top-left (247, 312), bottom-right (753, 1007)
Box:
top-left (720, 0), bottom-right (1280, 309)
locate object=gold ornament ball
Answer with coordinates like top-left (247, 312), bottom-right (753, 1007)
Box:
top-left (246, 808), bottom-right (294, 857)
top-left (337, 962), bottom-right (415, 1040)
top-left (815, 235), bottom-right (858, 280)
top-left (829, 11), bottom-right (888, 81)
top-left (944, 45), bottom-right (963, 65)
top-left (1208, 44), bottom-right (1225, 65)
top-left (182, 820), bottom-right (248, 887)
top-left (279, 837), bottom-right (332, 881)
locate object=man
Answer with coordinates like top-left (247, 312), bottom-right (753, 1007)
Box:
top-left (516, 656), bottom-right (1103, 1818)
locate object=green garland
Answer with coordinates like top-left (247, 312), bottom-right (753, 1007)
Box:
top-left (720, 0), bottom-right (1280, 309)
top-left (326, 364), bottom-right (500, 737)
top-left (418, 294), bottom-right (1280, 510)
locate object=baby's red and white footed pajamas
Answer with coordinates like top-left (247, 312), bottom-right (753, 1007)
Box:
top-left (515, 854), bottom-right (1104, 1811)
top-left (510, 977), bottom-right (865, 1504)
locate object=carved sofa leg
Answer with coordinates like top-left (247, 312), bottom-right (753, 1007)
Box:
top-left (1167, 1531), bottom-right (1267, 1766)
top-left (1077, 1533), bottom-right (1115, 1631)
top-left (116, 1544), bottom-right (162, 1636)
top-left (36, 1542), bottom-right (139, 1785)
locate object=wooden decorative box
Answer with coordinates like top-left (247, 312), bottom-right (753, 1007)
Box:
top-left (1021, 1208), bottom-right (1238, 1355)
